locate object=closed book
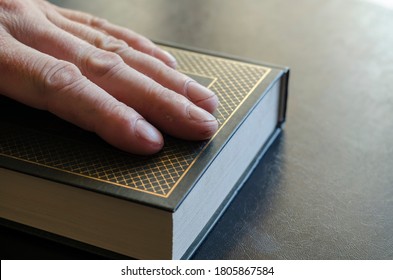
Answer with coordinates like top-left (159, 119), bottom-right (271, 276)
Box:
top-left (0, 43), bottom-right (289, 259)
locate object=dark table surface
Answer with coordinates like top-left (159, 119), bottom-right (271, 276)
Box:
top-left (1, 0), bottom-right (392, 259)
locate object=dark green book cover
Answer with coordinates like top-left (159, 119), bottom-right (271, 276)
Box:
top-left (0, 44), bottom-right (289, 259)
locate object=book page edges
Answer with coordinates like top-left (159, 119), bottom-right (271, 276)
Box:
top-left (0, 169), bottom-right (172, 259)
top-left (173, 78), bottom-right (282, 259)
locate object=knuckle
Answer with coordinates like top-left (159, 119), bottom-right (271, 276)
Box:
top-left (40, 61), bottom-right (86, 112)
top-left (182, 77), bottom-right (195, 96)
top-left (95, 98), bottom-right (132, 130)
top-left (136, 37), bottom-right (154, 50)
top-left (89, 16), bottom-right (108, 28)
top-left (42, 61), bottom-right (83, 93)
top-left (95, 35), bottom-right (129, 53)
top-left (145, 82), bottom-right (188, 116)
top-left (146, 61), bottom-right (168, 80)
top-left (147, 82), bottom-right (171, 101)
top-left (140, 52), bottom-right (174, 79)
top-left (139, 83), bottom-right (168, 116)
top-left (84, 50), bottom-right (124, 77)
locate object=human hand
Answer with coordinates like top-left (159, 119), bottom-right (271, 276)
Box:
top-left (0, 0), bottom-right (219, 155)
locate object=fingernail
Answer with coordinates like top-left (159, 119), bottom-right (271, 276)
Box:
top-left (135, 119), bottom-right (163, 145)
top-left (186, 81), bottom-right (217, 103)
top-left (162, 50), bottom-right (177, 68)
top-left (188, 105), bottom-right (217, 122)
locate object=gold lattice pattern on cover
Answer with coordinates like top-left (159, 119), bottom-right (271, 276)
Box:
top-left (0, 47), bottom-right (270, 197)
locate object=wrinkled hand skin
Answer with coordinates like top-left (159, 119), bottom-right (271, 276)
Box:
top-left (0, 0), bottom-right (219, 155)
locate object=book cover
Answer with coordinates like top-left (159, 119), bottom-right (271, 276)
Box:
top-left (0, 44), bottom-right (289, 259)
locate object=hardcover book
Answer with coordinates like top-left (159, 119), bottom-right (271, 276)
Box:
top-left (0, 43), bottom-right (289, 259)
